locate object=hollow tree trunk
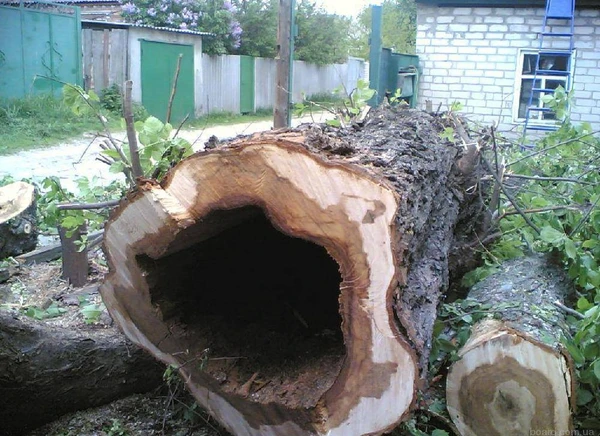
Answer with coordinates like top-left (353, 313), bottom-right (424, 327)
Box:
top-left (0, 181), bottom-right (38, 259)
top-left (446, 255), bottom-right (575, 436)
top-left (100, 108), bottom-right (484, 436)
top-left (0, 311), bottom-right (164, 435)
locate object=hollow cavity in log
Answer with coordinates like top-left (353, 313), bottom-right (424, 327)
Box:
top-left (136, 206), bottom-right (345, 409)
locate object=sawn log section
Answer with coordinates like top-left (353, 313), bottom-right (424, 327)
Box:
top-left (100, 108), bottom-right (483, 435)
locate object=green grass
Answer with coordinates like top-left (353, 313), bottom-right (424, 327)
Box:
top-left (0, 95), bottom-right (122, 155)
top-left (0, 96), bottom-right (276, 156)
top-left (183, 108), bottom-right (273, 129)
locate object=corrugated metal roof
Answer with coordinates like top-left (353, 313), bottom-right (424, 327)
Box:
top-left (415, 0), bottom-right (600, 7)
top-left (81, 20), bottom-right (215, 37)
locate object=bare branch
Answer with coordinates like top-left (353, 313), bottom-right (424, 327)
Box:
top-left (166, 54), bottom-right (183, 125)
top-left (504, 174), bottom-right (598, 185)
top-left (481, 156), bottom-right (541, 235)
top-left (56, 200), bottom-right (120, 211)
top-left (123, 80), bottom-right (143, 179)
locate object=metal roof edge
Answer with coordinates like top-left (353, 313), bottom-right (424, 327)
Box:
top-left (81, 19), bottom-right (215, 36)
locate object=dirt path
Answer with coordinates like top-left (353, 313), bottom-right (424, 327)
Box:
top-left (0, 113), bottom-right (330, 192)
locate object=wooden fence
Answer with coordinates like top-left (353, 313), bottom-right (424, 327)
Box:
top-left (82, 28), bottom-right (128, 92)
top-left (82, 28), bottom-right (367, 115)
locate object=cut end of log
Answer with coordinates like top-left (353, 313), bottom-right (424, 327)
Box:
top-left (447, 319), bottom-right (573, 436)
top-left (101, 138), bottom-right (417, 435)
top-left (0, 181), bottom-right (35, 223)
top-left (0, 181), bottom-right (38, 259)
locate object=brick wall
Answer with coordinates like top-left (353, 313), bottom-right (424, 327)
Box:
top-left (416, 6), bottom-right (600, 136)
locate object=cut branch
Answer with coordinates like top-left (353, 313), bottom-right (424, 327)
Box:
top-left (57, 200), bottom-right (120, 211)
top-left (447, 255), bottom-right (575, 435)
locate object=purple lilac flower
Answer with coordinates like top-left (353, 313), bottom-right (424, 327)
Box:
top-left (167, 12), bottom-right (177, 24)
top-left (223, 0), bottom-right (235, 12)
top-left (230, 21), bottom-right (242, 37)
top-left (180, 22), bottom-right (188, 29)
top-left (121, 2), bottom-right (138, 14)
top-left (147, 7), bottom-right (156, 16)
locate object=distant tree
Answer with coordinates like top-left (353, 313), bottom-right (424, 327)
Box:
top-left (350, 0), bottom-right (416, 60)
top-left (232, 0), bottom-right (278, 58)
top-left (119, 0), bottom-right (242, 55)
top-left (295, 0), bottom-right (351, 65)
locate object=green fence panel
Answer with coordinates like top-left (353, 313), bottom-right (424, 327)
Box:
top-left (0, 1), bottom-right (81, 100)
top-left (240, 55), bottom-right (255, 113)
top-left (0, 7), bottom-right (24, 99)
top-left (141, 40), bottom-right (195, 123)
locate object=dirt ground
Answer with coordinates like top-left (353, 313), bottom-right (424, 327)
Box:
top-left (0, 251), bottom-right (229, 436)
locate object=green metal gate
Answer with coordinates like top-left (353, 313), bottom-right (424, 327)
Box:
top-left (0, 0), bottom-right (82, 99)
top-left (140, 40), bottom-right (194, 123)
top-left (240, 55), bottom-right (255, 113)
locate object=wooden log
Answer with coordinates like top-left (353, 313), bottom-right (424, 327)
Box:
top-left (446, 255), bottom-right (575, 436)
top-left (0, 182), bottom-right (38, 259)
top-left (100, 107), bottom-right (485, 435)
top-left (0, 310), bottom-right (165, 435)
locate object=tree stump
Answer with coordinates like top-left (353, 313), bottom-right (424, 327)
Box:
top-left (100, 108), bottom-right (485, 435)
top-left (0, 310), bottom-right (164, 435)
top-left (446, 255), bottom-right (575, 435)
top-left (0, 182), bottom-right (38, 259)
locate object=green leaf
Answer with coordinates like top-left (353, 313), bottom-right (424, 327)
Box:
top-left (326, 119), bottom-right (341, 127)
top-left (564, 238), bottom-right (577, 259)
top-left (539, 226), bottom-right (565, 244)
top-left (101, 149), bottom-right (122, 159)
top-left (143, 116), bottom-right (164, 134)
top-left (431, 431), bottom-right (449, 436)
top-left (578, 297), bottom-right (592, 311)
top-left (583, 239), bottom-right (598, 248)
top-left (577, 388), bottom-right (593, 406)
top-left (564, 339), bottom-right (585, 365)
top-left (593, 359), bottom-right (600, 381)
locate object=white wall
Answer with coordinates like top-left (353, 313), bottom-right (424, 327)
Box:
top-left (416, 6), bottom-right (600, 136)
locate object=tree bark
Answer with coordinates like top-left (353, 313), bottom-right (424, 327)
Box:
top-left (446, 255), bottom-right (575, 436)
top-left (100, 107), bottom-right (485, 435)
top-left (0, 182), bottom-right (38, 259)
top-left (0, 310), bottom-right (164, 435)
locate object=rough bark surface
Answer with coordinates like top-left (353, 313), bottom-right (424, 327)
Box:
top-left (0, 182), bottom-right (38, 259)
top-left (0, 311), bottom-right (164, 435)
top-left (447, 255), bottom-right (575, 436)
top-left (100, 107), bottom-right (485, 435)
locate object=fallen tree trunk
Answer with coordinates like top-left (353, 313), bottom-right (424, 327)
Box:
top-left (0, 181), bottom-right (38, 259)
top-left (447, 255), bottom-right (575, 435)
top-left (0, 310), bottom-right (165, 435)
top-left (100, 108), bottom-right (485, 435)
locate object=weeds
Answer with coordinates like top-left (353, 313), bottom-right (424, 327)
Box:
top-left (0, 95), bottom-right (120, 155)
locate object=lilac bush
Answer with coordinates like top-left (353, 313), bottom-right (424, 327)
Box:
top-left (119, 0), bottom-right (242, 54)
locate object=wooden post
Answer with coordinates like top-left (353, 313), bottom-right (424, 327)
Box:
top-left (59, 223), bottom-right (88, 288)
top-left (274, 0), bottom-right (293, 128)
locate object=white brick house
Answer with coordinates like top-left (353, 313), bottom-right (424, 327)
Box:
top-left (415, 0), bottom-right (600, 137)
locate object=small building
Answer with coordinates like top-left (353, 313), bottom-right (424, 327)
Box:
top-left (415, 0), bottom-right (600, 136)
top-left (82, 20), bottom-right (212, 122)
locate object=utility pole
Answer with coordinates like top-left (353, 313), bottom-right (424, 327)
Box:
top-left (274, 0), bottom-right (295, 128)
